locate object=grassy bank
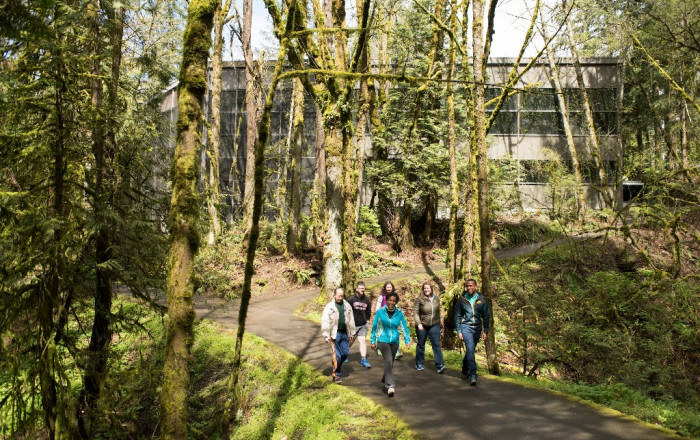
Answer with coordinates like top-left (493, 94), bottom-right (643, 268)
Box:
top-left (99, 302), bottom-right (419, 439)
top-left (299, 239), bottom-right (699, 438)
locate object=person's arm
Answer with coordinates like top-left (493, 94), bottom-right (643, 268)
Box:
top-left (454, 297), bottom-right (464, 341)
top-left (413, 297), bottom-right (423, 330)
top-left (346, 300), bottom-right (356, 339)
top-left (364, 298), bottom-right (372, 322)
top-left (374, 295), bottom-right (382, 313)
top-left (400, 312), bottom-right (411, 347)
top-left (370, 311), bottom-right (380, 348)
top-left (321, 304), bottom-right (331, 342)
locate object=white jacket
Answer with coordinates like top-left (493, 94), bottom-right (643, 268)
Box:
top-left (321, 299), bottom-right (356, 339)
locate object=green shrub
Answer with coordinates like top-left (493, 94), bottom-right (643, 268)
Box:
top-left (357, 206), bottom-right (382, 237)
top-left (495, 240), bottom-right (700, 407)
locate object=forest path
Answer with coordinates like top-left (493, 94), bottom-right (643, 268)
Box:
top-left (192, 236), bottom-right (674, 440)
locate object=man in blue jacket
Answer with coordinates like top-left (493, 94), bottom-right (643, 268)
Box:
top-left (454, 279), bottom-right (489, 386)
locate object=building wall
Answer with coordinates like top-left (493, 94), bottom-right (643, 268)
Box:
top-left (160, 58), bottom-right (622, 216)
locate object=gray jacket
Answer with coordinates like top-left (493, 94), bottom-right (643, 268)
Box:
top-left (413, 294), bottom-right (441, 327)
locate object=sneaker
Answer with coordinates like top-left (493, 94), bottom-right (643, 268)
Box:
top-left (343, 357), bottom-right (349, 364)
top-left (377, 349), bottom-right (382, 356)
top-left (469, 376), bottom-right (477, 386)
top-left (387, 386), bottom-right (395, 397)
top-left (360, 358), bottom-right (371, 368)
top-left (415, 364), bottom-right (424, 371)
top-left (394, 351), bottom-right (402, 360)
top-left (333, 374), bottom-right (343, 384)
top-left (436, 365), bottom-right (446, 374)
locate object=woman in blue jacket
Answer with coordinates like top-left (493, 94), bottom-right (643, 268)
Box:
top-left (370, 291), bottom-right (411, 396)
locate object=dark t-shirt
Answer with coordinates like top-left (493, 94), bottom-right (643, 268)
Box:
top-left (347, 293), bottom-right (372, 326)
top-left (335, 301), bottom-right (346, 333)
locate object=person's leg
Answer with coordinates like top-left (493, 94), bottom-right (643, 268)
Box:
top-left (378, 342), bottom-right (396, 388)
top-left (471, 329), bottom-right (482, 379)
top-left (415, 326), bottom-right (428, 368)
top-left (330, 339), bottom-right (339, 379)
top-left (356, 324), bottom-right (371, 367)
top-left (427, 324), bottom-right (444, 369)
top-left (461, 327), bottom-right (477, 378)
top-left (358, 334), bottom-right (367, 358)
top-left (335, 332), bottom-right (350, 378)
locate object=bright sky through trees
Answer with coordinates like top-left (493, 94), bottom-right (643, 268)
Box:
top-left (228, 0), bottom-right (544, 60)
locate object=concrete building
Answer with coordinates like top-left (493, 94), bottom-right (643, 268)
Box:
top-left (160, 58), bottom-right (622, 217)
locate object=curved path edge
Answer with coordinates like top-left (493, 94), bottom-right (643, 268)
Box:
top-left (191, 237), bottom-right (678, 440)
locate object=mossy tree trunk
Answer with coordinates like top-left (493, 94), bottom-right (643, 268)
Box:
top-left (446, 0), bottom-right (459, 286)
top-left (77, 0), bottom-right (121, 436)
top-left (227, 0), bottom-right (296, 419)
top-left (542, 32), bottom-right (586, 220)
top-left (161, 0), bottom-right (218, 437)
top-left (206, 0), bottom-right (232, 245)
top-left (473, 0), bottom-right (500, 376)
top-left (310, 101), bottom-right (327, 252)
top-left (566, 20), bottom-right (613, 209)
top-left (242, 0), bottom-right (262, 231)
top-left (286, 78), bottom-right (304, 255)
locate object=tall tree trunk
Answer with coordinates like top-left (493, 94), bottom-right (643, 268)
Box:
top-left (460, 0), bottom-right (478, 280)
top-left (287, 78), bottom-right (304, 255)
top-left (446, 0), bottom-right (459, 286)
top-left (542, 37), bottom-right (585, 220)
top-left (566, 20), bottom-right (612, 209)
top-left (398, 201), bottom-right (414, 251)
top-left (324, 107), bottom-right (346, 293)
top-left (354, 0), bottom-right (371, 221)
top-left (310, 102), bottom-right (326, 252)
top-left (242, 0), bottom-right (260, 231)
top-left (423, 191), bottom-right (436, 243)
top-left (161, 0), bottom-right (217, 437)
top-left (207, 0), bottom-right (232, 244)
top-left (473, 0), bottom-right (499, 375)
top-left (41, 41), bottom-right (66, 440)
top-left (77, 0), bottom-right (115, 436)
top-left (228, 15), bottom-right (292, 418)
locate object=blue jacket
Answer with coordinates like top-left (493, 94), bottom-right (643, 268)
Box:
top-left (454, 291), bottom-right (489, 334)
top-left (370, 306), bottom-right (410, 346)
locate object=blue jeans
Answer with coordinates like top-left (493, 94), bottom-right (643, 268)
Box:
top-left (416, 324), bottom-right (444, 368)
top-left (460, 326), bottom-right (482, 378)
top-left (333, 331), bottom-right (350, 377)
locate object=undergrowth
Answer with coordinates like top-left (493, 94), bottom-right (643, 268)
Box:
top-left (92, 302), bottom-right (418, 439)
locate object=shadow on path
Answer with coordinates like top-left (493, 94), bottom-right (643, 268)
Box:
top-left (191, 238), bottom-right (673, 440)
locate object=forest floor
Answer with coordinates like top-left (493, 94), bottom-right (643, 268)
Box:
top-left (187, 238), bottom-right (680, 440)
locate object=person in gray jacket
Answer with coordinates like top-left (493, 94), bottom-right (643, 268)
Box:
top-left (413, 282), bottom-right (445, 373)
top-left (322, 287), bottom-right (356, 383)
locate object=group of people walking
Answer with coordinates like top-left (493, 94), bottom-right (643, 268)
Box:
top-left (321, 278), bottom-right (489, 396)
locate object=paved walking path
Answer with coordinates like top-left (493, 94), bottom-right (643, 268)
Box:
top-left (191, 238), bottom-right (675, 440)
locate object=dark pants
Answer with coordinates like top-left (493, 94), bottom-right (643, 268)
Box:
top-left (333, 331), bottom-right (350, 377)
top-left (378, 342), bottom-right (399, 387)
top-left (460, 326), bottom-right (482, 378)
top-left (416, 324), bottom-right (445, 368)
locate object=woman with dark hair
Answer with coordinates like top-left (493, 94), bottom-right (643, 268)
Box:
top-left (370, 291), bottom-right (411, 397)
top-left (413, 282), bottom-right (445, 373)
top-left (373, 281), bottom-right (403, 359)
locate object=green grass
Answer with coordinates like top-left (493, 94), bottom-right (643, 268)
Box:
top-left (299, 268), bottom-right (699, 439)
top-left (96, 303), bottom-right (419, 440)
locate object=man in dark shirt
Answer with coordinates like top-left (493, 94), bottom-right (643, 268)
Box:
top-left (347, 281), bottom-right (373, 368)
top-left (454, 279), bottom-right (489, 386)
